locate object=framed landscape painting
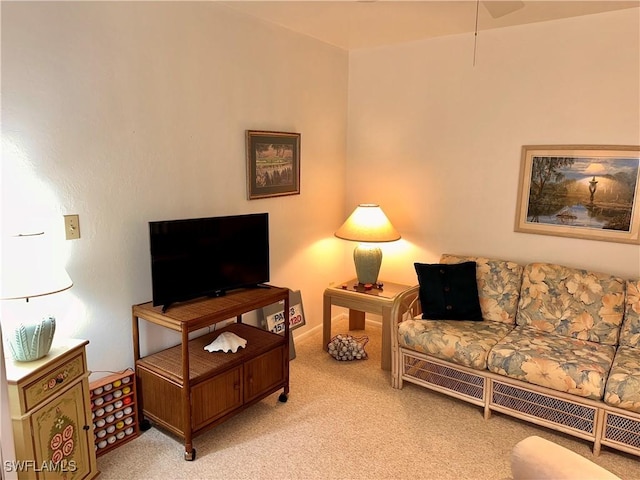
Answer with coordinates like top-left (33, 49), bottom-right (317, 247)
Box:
top-left (246, 130), bottom-right (300, 200)
top-left (515, 145), bottom-right (640, 244)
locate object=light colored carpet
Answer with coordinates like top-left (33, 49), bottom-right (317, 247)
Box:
top-left (97, 318), bottom-right (640, 479)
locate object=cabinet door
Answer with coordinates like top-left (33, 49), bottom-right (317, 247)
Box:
top-left (244, 346), bottom-right (285, 403)
top-left (191, 367), bottom-right (243, 431)
top-left (31, 382), bottom-right (92, 480)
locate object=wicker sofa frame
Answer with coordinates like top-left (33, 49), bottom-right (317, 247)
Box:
top-left (391, 284), bottom-right (640, 458)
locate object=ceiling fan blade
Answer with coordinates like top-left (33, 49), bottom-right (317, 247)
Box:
top-left (483, 1), bottom-right (525, 19)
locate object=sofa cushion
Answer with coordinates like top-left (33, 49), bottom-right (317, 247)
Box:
top-left (488, 327), bottom-right (616, 400)
top-left (604, 346), bottom-right (640, 413)
top-left (516, 263), bottom-right (625, 345)
top-left (440, 254), bottom-right (524, 325)
top-left (619, 279), bottom-right (640, 347)
top-left (398, 318), bottom-right (513, 370)
top-left (414, 261), bottom-right (482, 321)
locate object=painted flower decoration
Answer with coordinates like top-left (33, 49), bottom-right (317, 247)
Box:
top-left (48, 414), bottom-right (77, 467)
top-left (63, 439), bottom-right (74, 456)
top-left (50, 433), bottom-right (63, 450)
top-left (51, 448), bottom-right (64, 465)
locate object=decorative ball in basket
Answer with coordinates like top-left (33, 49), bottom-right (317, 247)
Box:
top-left (327, 334), bottom-right (368, 361)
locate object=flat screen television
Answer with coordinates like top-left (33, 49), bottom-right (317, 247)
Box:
top-left (149, 213), bottom-right (270, 311)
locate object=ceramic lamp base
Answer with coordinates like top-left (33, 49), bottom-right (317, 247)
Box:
top-left (8, 315), bottom-right (56, 362)
top-left (353, 244), bottom-right (383, 285)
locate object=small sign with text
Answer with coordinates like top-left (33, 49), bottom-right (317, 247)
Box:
top-left (262, 290), bottom-right (306, 334)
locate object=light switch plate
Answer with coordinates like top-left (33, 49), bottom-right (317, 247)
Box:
top-left (64, 214), bottom-right (80, 240)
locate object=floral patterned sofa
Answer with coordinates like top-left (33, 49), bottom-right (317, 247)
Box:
top-left (391, 254), bottom-right (640, 457)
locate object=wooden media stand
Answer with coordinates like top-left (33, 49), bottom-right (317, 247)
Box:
top-left (132, 286), bottom-right (290, 460)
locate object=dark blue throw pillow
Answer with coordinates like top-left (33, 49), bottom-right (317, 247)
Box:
top-left (414, 261), bottom-right (482, 321)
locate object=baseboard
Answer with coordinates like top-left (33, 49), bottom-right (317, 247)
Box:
top-left (294, 313), bottom-right (382, 344)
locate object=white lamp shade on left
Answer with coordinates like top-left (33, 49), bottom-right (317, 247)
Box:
top-left (1, 233), bottom-right (72, 301)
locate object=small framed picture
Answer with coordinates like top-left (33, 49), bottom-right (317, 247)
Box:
top-left (246, 130), bottom-right (301, 200)
top-left (514, 145), bottom-right (640, 244)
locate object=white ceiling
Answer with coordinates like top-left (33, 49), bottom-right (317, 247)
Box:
top-left (219, 1), bottom-right (640, 50)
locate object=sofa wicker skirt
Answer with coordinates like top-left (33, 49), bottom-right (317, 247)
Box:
top-left (394, 346), bottom-right (640, 457)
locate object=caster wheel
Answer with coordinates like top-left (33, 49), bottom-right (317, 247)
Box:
top-left (184, 448), bottom-right (196, 461)
top-left (278, 393), bottom-right (288, 403)
top-left (139, 418), bottom-right (152, 431)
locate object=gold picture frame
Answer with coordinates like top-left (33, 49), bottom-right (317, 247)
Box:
top-left (515, 145), bottom-right (640, 244)
top-left (246, 130), bottom-right (300, 200)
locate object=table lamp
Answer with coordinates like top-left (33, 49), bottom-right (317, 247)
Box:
top-left (1, 232), bottom-right (73, 362)
top-left (335, 204), bottom-right (401, 285)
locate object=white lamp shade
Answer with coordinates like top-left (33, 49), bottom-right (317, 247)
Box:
top-left (335, 204), bottom-right (401, 243)
top-left (1, 233), bottom-right (73, 300)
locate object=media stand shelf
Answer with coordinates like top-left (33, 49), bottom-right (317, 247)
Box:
top-left (132, 286), bottom-right (290, 461)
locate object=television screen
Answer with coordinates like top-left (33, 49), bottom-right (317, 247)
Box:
top-left (149, 213), bottom-right (270, 310)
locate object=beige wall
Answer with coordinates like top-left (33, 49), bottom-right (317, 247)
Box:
top-left (1, 2), bottom-right (349, 373)
top-left (347, 8), bottom-right (640, 284)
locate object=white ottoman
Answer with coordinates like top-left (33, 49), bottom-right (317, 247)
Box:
top-left (511, 436), bottom-right (621, 480)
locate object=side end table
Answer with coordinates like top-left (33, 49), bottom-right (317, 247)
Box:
top-left (323, 280), bottom-right (411, 371)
